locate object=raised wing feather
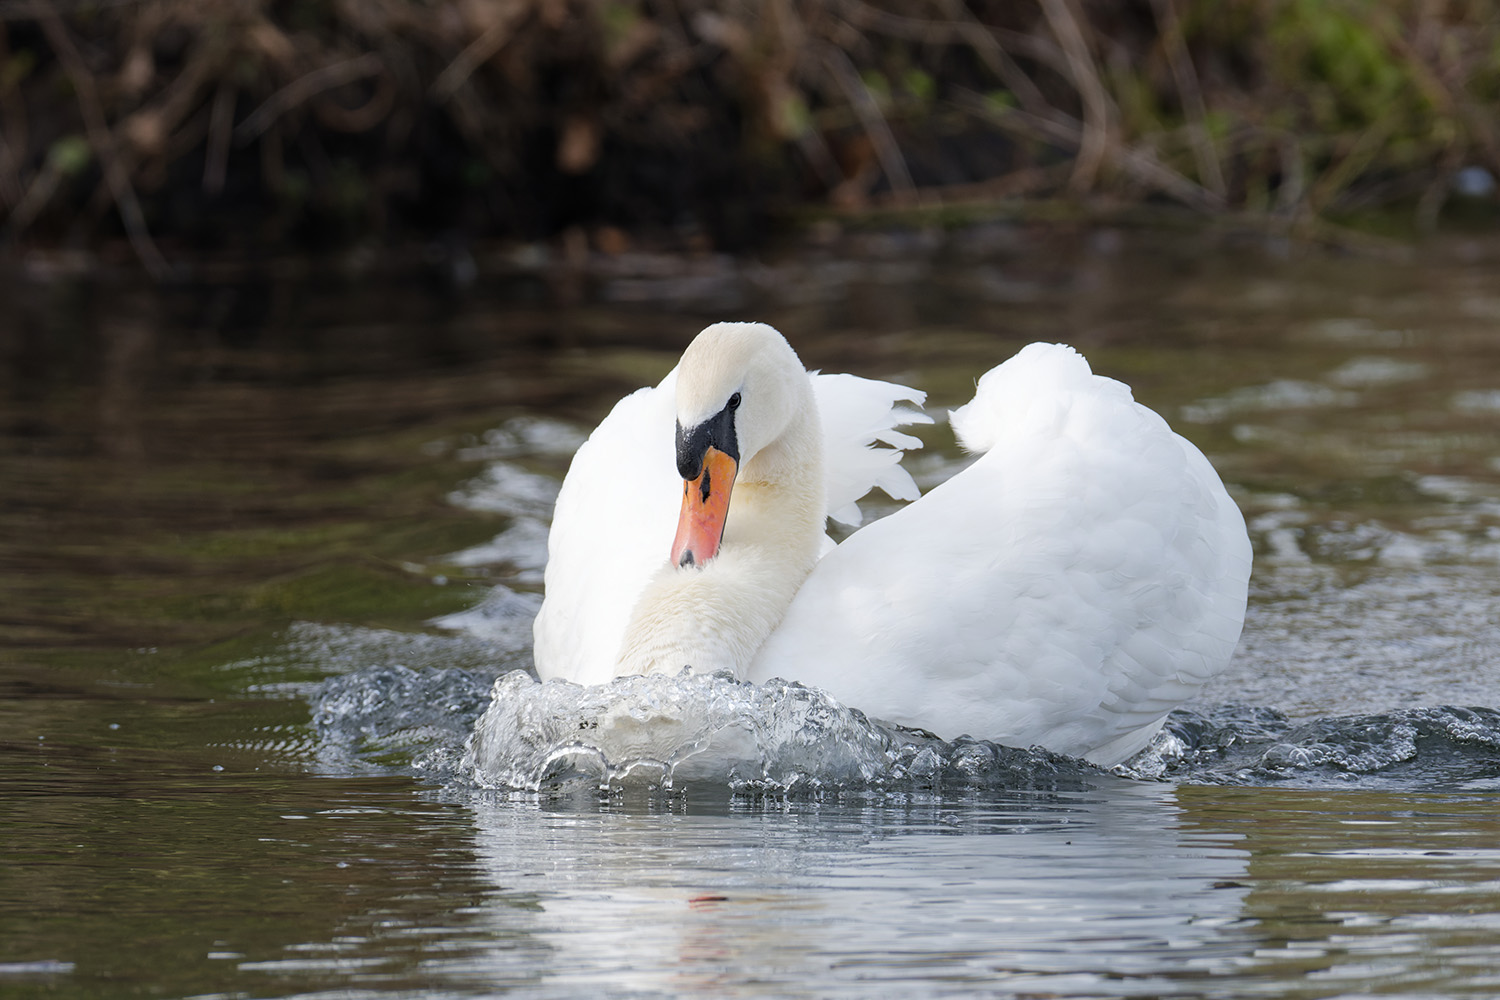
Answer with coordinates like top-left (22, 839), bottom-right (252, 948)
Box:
top-left (813, 374), bottom-right (930, 525)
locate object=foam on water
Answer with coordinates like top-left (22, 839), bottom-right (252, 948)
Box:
top-left (1123, 704), bottom-right (1500, 790)
top-left (298, 628), bottom-right (1500, 797)
top-left (304, 639), bottom-right (1500, 796)
top-left (464, 669), bottom-right (1090, 796)
top-left (296, 590), bottom-right (1500, 798)
top-left (314, 663), bottom-right (496, 780)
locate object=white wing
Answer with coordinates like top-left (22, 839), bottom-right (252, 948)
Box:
top-left (746, 343), bottom-right (1252, 765)
top-left (532, 370), bottom-right (683, 685)
top-left (533, 367), bottom-right (930, 685)
top-left (813, 374), bottom-right (929, 525)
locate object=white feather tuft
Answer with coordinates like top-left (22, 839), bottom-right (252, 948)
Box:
top-left (812, 373), bottom-right (930, 526)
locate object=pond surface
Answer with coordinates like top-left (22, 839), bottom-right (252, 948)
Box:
top-left (4, 227), bottom-right (1500, 998)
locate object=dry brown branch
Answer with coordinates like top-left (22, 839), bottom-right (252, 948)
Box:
top-left (1150, 0), bottom-right (1225, 198)
top-left (6, 158), bottom-right (62, 234)
top-left (1368, 6), bottom-right (1500, 175)
top-left (983, 22), bottom-right (1073, 79)
top-left (0, 23), bottom-right (24, 207)
top-left (4, 0), bottom-right (1494, 258)
top-left (1306, 118), bottom-right (1397, 216)
top-left (313, 68), bottom-right (396, 133)
top-left (1275, 132), bottom-right (1305, 216)
top-left (235, 54), bottom-right (386, 144)
top-left (1037, 0), bottom-right (1111, 195)
top-left (34, 0), bottom-right (169, 278)
top-left (873, 162), bottom-right (1071, 207)
top-left (836, 0), bottom-right (1054, 120)
top-left (795, 127), bottom-right (847, 190)
top-left (957, 88), bottom-right (1225, 212)
top-left (0, 131), bottom-right (19, 209)
top-left (430, 0), bottom-right (531, 101)
top-left (819, 42), bottom-right (916, 202)
top-left (203, 82), bottom-right (234, 195)
top-left (144, 28), bottom-right (232, 147)
top-left (1415, 158), bottom-right (1458, 232)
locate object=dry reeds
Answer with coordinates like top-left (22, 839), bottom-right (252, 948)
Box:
top-left (2, 0), bottom-right (1497, 274)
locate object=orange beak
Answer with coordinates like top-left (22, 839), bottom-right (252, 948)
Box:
top-left (670, 445), bottom-right (738, 567)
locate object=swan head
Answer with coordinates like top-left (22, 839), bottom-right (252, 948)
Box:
top-left (669, 322), bottom-right (816, 568)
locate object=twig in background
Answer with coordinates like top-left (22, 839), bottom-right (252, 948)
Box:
top-left (141, 28), bottom-right (232, 153)
top-left (1151, 0), bottom-right (1225, 198)
top-left (820, 43), bottom-right (916, 202)
top-left (5, 157), bottom-right (61, 235)
top-left (957, 89), bottom-right (1224, 212)
top-left (872, 162), bottom-right (1071, 207)
top-left (1306, 117), bottom-right (1397, 218)
top-left (313, 68), bottom-right (396, 134)
top-left (34, 0), bottom-right (169, 279)
top-left (839, 0), bottom-right (1052, 122)
top-left (0, 22), bottom-right (23, 208)
top-left (1275, 132), bottom-right (1304, 216)
top-left (1037, 0), bottom-right (1112, 196)
top-left (203, 82), bottom-right (234, 195)
top-left (5, 0), bottom-right (1498, 259)
top-left (235, 54), bottom-right (386, 144)
top-left (1414, 154), bottom-right (1460, 233)
top-left (430, 0), bottom-right (530, 101)
top-left (0, 133), bottom-right (19, 209)
top-left (1369, 5), bottom-right (1500, 179)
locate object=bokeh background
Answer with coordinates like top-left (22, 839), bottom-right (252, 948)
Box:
top-left (4, 0), bottom-right (1499, 272)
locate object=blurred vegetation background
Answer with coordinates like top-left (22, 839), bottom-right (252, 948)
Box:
top-left (2, 0), bottom-right (1499, 275)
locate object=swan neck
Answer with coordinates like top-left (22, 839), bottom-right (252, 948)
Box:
top-left (616, 380), bottom-right (825, 678)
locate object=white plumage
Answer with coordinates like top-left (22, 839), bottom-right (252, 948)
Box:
top-left (532, 324), bottom-right (1251, 765)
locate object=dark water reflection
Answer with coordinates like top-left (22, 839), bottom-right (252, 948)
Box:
top-left (4, 228), bottom-right (1500, 996)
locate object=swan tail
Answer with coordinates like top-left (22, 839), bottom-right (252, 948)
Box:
top-left (949, 343), bottom-right (1133, 455)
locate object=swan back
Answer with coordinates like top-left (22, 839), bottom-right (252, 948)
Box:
top-left (748, 342), bottom-right (1252, 764)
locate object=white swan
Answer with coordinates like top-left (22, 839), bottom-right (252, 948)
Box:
top-left (532, 322), bottom-right (1252, 765)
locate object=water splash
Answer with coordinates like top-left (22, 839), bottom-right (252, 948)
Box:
top-left (462, 670), bottom-right (1094, 797)
top-left (1125, 704), bottom-right (1500, 790)
top-left (295, 583), bottom-right (1500, 797)
top-left (300, 588), bottom-right (542, 778)
top-left (306, 651), bottom-right (1500, 797)
top-left (313, 663), bottom-right (496, 780)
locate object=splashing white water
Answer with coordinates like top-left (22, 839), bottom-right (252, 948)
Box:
top-left (466, 670), bottom-right (904, 794)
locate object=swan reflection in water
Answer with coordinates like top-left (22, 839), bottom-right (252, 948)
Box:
top-left (444, 784), bottom-right (1500, 998)
top-left (456, 783), bottom-right (1253, 997)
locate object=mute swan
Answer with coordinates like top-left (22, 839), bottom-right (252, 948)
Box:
top-left (532, 323), bottom-right (1251, 765)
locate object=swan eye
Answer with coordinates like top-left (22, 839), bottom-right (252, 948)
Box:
top-left (728, 392), bottom-right (742, 410)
